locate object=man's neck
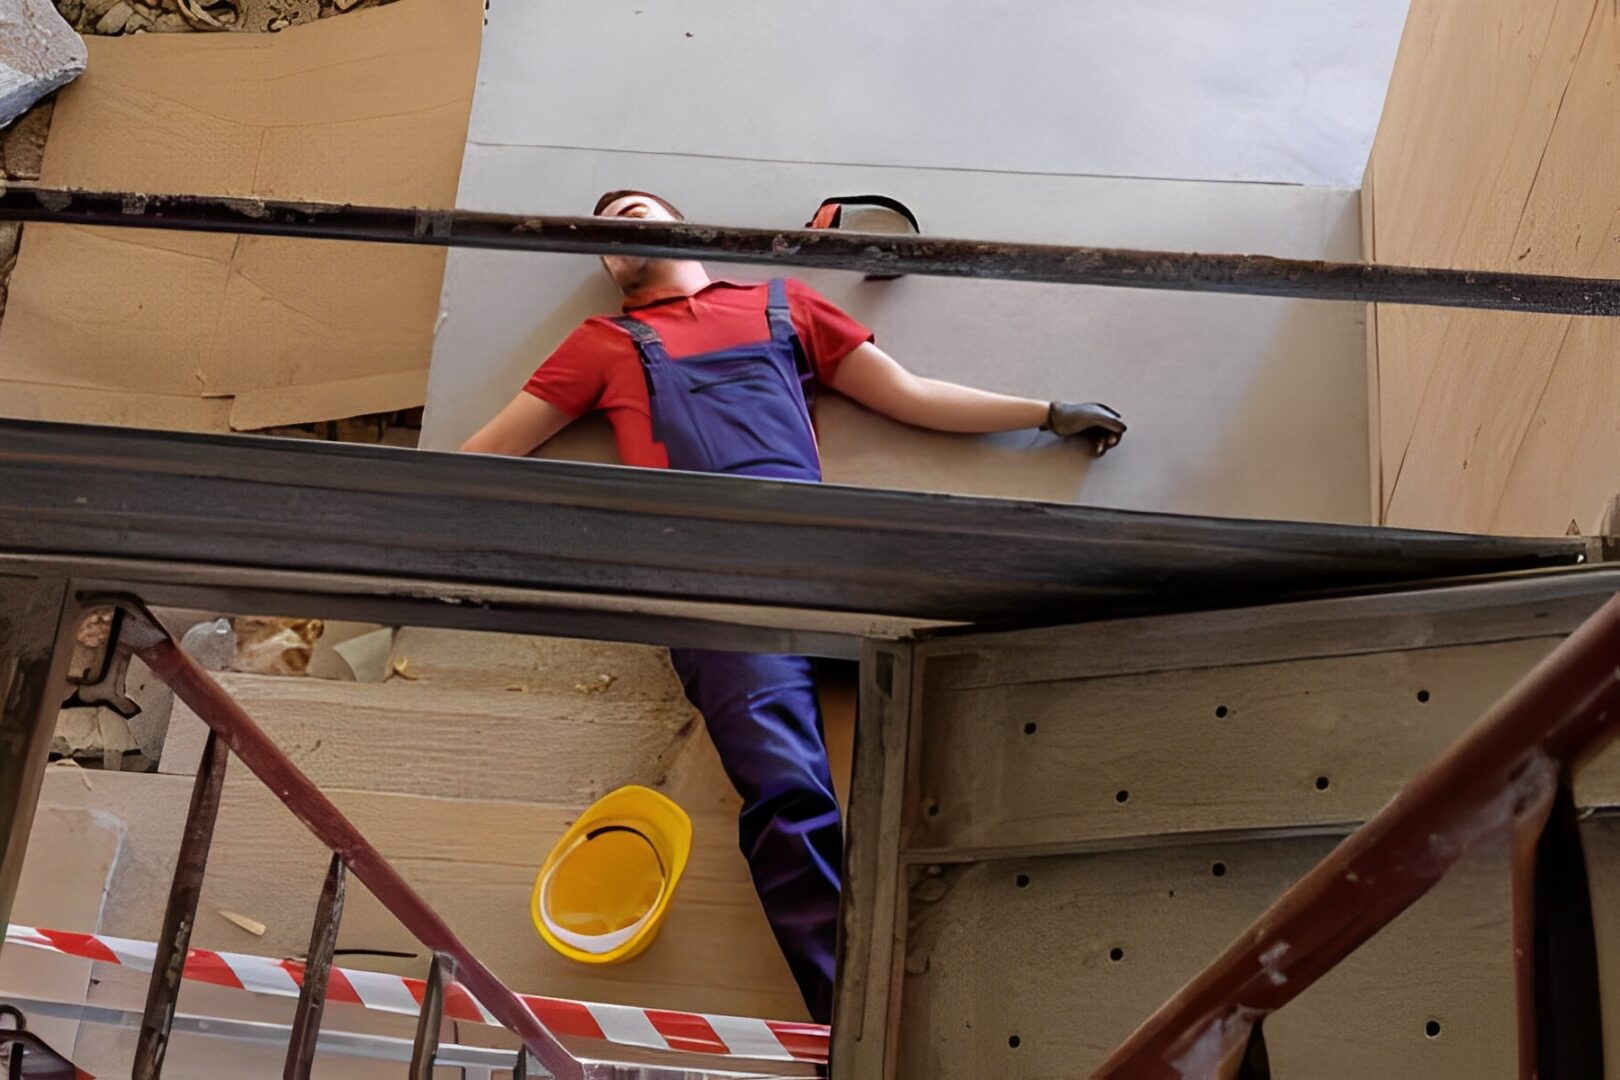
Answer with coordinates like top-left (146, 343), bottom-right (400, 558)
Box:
top-left (621, 262), bottom-right (712, 309)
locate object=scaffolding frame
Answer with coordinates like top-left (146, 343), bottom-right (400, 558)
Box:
top-left (3, 184), bottom-right (1618, 1077)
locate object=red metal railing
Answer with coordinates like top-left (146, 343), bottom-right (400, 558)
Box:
top-left (1095, 595), bottom-right (1620, 1078)
top-left (96, 597), bottom-right (581, 1080)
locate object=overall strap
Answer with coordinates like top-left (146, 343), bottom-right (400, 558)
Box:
top-left (765, 279), bottom-right (812, 381)
top-left (611, 314), bottom-right (663, 351)
top-left (611, 315), bottom-right (669, 379)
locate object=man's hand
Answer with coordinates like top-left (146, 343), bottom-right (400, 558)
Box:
top-left (1043, 402), bottom-right (1126, 456)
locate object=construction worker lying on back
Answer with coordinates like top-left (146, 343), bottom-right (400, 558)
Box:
top-left (461, 190), bottom-right (1126, 1023)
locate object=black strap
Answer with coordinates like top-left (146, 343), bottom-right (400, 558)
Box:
top-left (611, 315), bottom-right (663, 349)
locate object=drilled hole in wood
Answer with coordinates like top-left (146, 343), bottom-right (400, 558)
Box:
top-left (1417, 689), bottom-right (1431, 703)
top-left (1212, 861), bottom-right (1227, 877)
top-left (925, 800), bottom-right (940, 817)
top-left (1008, 1036), bottom-right (1021, 1049)
top-left (1024, 722), bottom-right (1037, 735)
top-left (1315, 776), bottom-right (1330, 791)
top-left (1015, 873), bottom-right (1030, 889)
top-left (1425, 1020), bottom-right (1441, 1039)
top-left (1109, 947), bottom-right (1124, 962)
top-left (1115, 789), bottom-right (1130, 804)
top-left (1215, 705), bottom-right (1229, 718)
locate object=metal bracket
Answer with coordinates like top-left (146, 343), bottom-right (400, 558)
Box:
top-left (0, 1003), bottom-right (82, 1080)
top-left (60, 603), bottom-right (139, 717)
top-left (58, 594), bottom-right (169, 718)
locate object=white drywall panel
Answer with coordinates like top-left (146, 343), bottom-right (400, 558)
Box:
top-left (471, 0), bottom-right (1409, 188)
top-left (424, 145), bottom-right (1369, 524)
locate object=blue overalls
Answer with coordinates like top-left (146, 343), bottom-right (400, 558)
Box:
top-left (612, 279), bottom-right (842, 1023)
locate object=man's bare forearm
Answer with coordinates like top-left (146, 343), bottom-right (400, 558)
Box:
top-left (879, 375), bottom-right (1049, 432)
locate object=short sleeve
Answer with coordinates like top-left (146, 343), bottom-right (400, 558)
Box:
top-left (523, 323), bottom-right (611, 417)
top-left (785, 280), bottom-right (874, 384)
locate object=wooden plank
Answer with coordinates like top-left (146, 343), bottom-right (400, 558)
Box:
top-left (831, 642), bottom-right (914, 1080)
top-left (32, 768), bottom-right (807, 1021)
top-left (898, 830), bottom-right (1522, 1079)
top-left (1370, 0), bottom-right (1620, 536)
top-left (161, 671), bottom-right (703, 806)
top-left (0, 802), bottom-right (122, 1056)
top-left (75, 962), bottom-right (421, 1080)
top-left (912, 638), bottom-right (1611, 856)
top-left (917, 566), bottom-right (1620, 691)
top-left (385, 627), bottom-right (682, 696)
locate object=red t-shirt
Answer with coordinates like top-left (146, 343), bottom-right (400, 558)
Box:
top-left (524, 279), bottom-right (872, 468)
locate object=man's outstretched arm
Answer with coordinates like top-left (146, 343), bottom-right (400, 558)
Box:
top-left (826, 342), bottom-right (1126, 454)
top-left (460, 393), bottom-right (576, 456)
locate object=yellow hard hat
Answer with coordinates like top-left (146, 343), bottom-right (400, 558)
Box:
top-left (530, 785), bottom-right (692, 965)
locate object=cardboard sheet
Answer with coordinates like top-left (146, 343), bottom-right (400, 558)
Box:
top-left (0, 0), bottom-right (480, 430)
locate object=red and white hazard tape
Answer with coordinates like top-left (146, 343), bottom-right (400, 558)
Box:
top-left (6, 924), bottom-right (827, 1065)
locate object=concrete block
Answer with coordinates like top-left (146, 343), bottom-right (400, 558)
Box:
top-left (0, 0), bottom-right (87, 129)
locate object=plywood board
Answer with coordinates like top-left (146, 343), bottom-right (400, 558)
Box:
top-left (1368, 0), bottom-right (1620, 535)
top-left (469, 0), bottom-right (1406, 187)
top-left (898, 831), bottom-right (1519, 1078)
top-left (161, 671), bottom-right (704, 805)
top-left (73, 962), bottom-right (423, 1080)
top-left (0, 802), bottom-right (122, 1056)
top-left (0, 0), bottom-right (482, 430)
top-left (910, 639), bottom-right (1597, 855)
top-left (426, 144), bottom-right (1371, 524)
top-left (162, 632), bottom-right (855, 807)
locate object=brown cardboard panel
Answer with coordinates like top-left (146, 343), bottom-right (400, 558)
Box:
top-left (0, 379), bottom-right (235, 430)
top-left (0, 0), bottom-right (481, 430)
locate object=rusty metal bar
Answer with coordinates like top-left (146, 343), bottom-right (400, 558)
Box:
top-left (114, 603), bottom-right (583, 1080)
top-left (0, 576), bottom-right (73, 938)
top-left (1094, 594), bottom-right (1620, 1079)
top-left (284, 852), bottom-right (347, 1080)
top-left (134, 726), bottom-right (229, 1079)
top-left (408, 953), bottom-right (453, 1080)
top-left (2, 184), bottom-right (1620, 316)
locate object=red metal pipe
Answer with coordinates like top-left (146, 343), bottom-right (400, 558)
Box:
top-left (134, 632), bottom-right (582, 1080)
top-left (1094, 594), bottom-right (1620, 1078)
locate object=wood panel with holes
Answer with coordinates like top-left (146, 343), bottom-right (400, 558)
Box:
top-left (898, 829), bottom-right (1532, 1079)
top-left (830, 570), bottom-right (1620, 1078)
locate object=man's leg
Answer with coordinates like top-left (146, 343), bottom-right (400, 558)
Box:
top-left (668, 648), bottom-right (842, 1022)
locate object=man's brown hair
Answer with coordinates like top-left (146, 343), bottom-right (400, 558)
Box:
top-left (593, 190), bottom-right (686, 220)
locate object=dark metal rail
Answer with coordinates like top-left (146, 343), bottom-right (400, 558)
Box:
top-left (0, 420), bottom-right (1591, 630)
top-left (2, 184), bottom-right (1619, 315)
top-left (1095, 594), bottom-right (1620, 1078)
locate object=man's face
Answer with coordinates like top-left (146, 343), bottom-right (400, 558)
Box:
top-left (597, 193), bottom-right (679, 295)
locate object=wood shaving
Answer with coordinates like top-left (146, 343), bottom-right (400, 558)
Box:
top-left (217, 909), bottom-right (267, 936)
top-left (574, 673), bottom-right (616, 694)
top-left (389, 657), bottom-right (419, 681)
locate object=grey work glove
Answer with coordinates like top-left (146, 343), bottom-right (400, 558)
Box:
top-left (1043, 401), bottom-right (1126, 456)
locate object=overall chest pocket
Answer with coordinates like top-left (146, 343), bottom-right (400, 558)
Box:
top-left (667, 354), bottom-right (817, 478)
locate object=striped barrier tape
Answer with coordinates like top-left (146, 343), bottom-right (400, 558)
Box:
top-left (5, 925), bottom-right (827, 1066)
